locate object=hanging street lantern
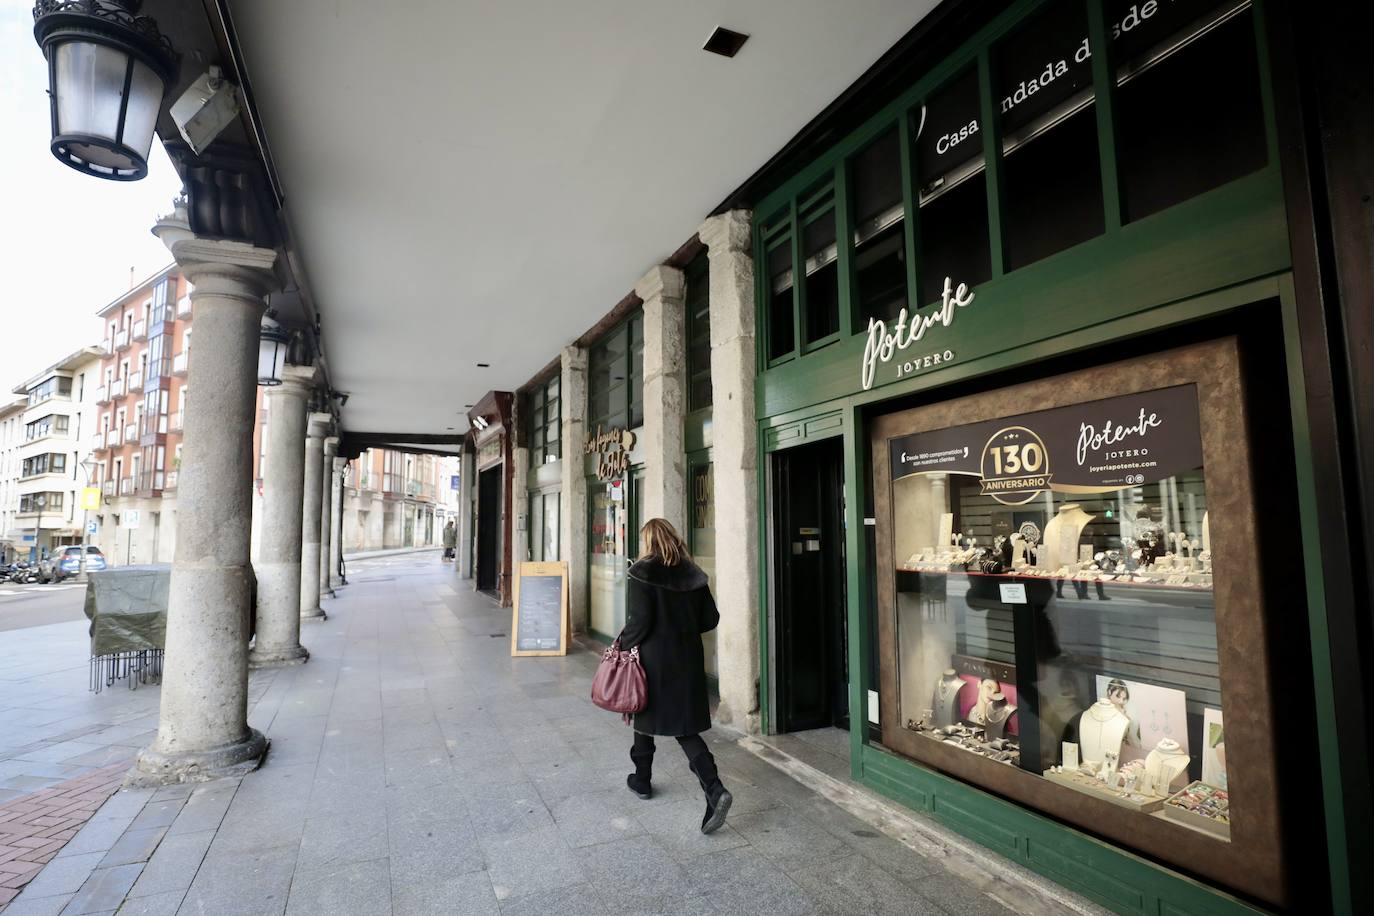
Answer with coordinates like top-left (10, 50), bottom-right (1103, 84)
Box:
top-left (32, 0), bottom-right (177, 181)
top-left (258, 314), bottom-right (290, 387)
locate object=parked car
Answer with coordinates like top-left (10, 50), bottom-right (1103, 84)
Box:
top-left (43, 546), bottom-right (106, 582)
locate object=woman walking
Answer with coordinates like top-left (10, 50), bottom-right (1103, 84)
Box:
top-left (618, 518), bottom-right (731, 833)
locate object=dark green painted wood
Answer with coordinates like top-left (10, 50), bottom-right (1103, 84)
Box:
top-left (897, 109), bottom-right (921, 320)
top-left (1277, 275), bottom-right (1350, 915)
top-left (841, 404), bottom-right (872, 777)
top-left (1086, 0), bottom-right (1123, 231)
top-left (859, 745), bottom-right (1269, 916)
top-left (685, 408), bottom-right (712, 454)
top-left (977, 49), bottom-right (1008, 277)
top-left (834, 161), bottom-right (856, 340)
top-left (758, 173), bottom-right (1287, 419)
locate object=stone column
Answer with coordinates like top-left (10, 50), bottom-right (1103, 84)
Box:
top-left (320, 436), bottom-right (337, 598)
top-left (458, 445), bottom-right (475, 579)
top-left (636, 265), bottom-right (688, 533)
top-left (560, 345), bottom-right (589, 633)
top-left (698, 210), bottom-right (760, 733)
top-left (300, 413), bottom-right (329, 621)
top-left (133, 238), bottom-right (275, 784)
top-left (248, 365), bottom-right (313, 668)
top-left (330, 457), bottom-right (345, 588)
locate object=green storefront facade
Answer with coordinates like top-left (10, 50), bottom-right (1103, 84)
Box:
top-left (741, 0), bottom-right (1370, 913)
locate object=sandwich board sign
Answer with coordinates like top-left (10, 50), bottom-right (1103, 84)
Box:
top-left (511, 561), bottom-right (569, 657)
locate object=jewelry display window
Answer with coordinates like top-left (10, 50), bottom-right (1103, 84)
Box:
top-left (871, 338), bottom-right (1288, 906)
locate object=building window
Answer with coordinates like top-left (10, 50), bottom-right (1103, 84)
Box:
top-left (588, 314), bottom-right (644, 431)
top-left (685, 253), bottom-right (712, 411)
top-left (26, 376), bottom-right (72, 407)
top-left (19, 492), bottom-right (63, 513)
top-left (25, 415), bottom-right (68, 440)
top-left (21, 453), bottom-right (66, 478)
top-left (526, 376), bottom-right (561, 465)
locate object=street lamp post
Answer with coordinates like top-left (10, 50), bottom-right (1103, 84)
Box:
top-left (80, 456), bottom-right (97, 581)
top-left (32, 494), bottom-right (46, 566)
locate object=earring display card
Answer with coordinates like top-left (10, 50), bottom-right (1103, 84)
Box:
top-left (1093, 675), bottom-right (1189, 766)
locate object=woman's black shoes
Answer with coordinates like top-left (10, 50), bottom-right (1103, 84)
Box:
top-left (688, 751), bottom-right (732, 834)
top-left (626, 773), bottom-right (653, 800)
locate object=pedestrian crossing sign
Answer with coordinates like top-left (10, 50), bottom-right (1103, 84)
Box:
top-left (81, 487), bottom-right (102, 511)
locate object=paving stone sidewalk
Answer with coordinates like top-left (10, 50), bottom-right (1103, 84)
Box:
top-left (3, 553), bottom-right (1095, 916)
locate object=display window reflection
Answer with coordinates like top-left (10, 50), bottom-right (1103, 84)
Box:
top-left (886, 382), bottom-right (1232, 841)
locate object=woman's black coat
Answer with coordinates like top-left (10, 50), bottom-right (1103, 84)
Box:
top-left (618, 556), bottom-right (720, 737)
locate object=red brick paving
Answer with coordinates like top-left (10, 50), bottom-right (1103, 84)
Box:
top-left (0, 763), bottom-right (128, 911)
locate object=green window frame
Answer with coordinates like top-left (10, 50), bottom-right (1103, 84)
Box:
top-left (527, 375), bottom-right (561, 465)
top-left (755, 0), bottom-right (1277, 367)
top-left (588, 313), bottom-right (644, 431)
top-left (685, 252), bottom-right (712, 412)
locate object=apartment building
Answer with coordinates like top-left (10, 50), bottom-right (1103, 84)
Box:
top-left (10, 348), bottom-right (102, 562)
top-left (0, 398), bottom-right (27, 563)
top-left (341, 449), bottom-right (458, 552)
top-left (87, 267), bottom-right (192, 565)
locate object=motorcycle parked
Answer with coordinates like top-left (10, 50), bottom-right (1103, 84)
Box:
top-left (2, 562), bottom-right (40, 584)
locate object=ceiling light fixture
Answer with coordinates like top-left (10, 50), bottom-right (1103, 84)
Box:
top-left (476, 363), bottom-right (490, 368)
top-left (703, 26), bottom-right (749, 58)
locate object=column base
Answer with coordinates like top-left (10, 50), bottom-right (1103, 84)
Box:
top-left (322, 587), bottom-right (336, 599)
top-left (127, 728), bottom-right (268, 787)
top-left (301, 607), bottom-right (328, 622)
top-left (248, 644), bottom-right (309, 669)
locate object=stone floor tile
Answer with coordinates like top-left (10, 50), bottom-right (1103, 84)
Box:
top-left (464, 788), bottom-right (554, 839)
top-left (479, 826), bottom-right (586, 902)
top-left (295, 812), bottom-right (387, 872)
top-left (0, 892), bottom-right (74, 916)
top-left (96, 826), bottom-right (166, 868)
top-left (387, 815), bottom-right (484, 883)
top-left (59, 862), bottom-right (142, 915)
top-left (634, 796), bottom-right (749, 860)
top-left (913, 872), bottom-right (1020, 916)
top-left (17, 851), bottom-right (105, 899)
top-left (575, 834), bottom-right (694, 905)
top-left (685, 846), bottom-right (820, 916)
top-left (285, 857), bottom-right (391, 916)
top-left (495, 883), bottom-right (604, 916)
top-left (549, 789), bottom-right (647, 849)
top-left (125, 800), bottom-right (184, 833)
top-left (178, 843), bottom-right (297, 916)
top-left (112, 889), bottom-right (185, 916)
top-left (787, 852), bottom-right (947, 916)
top-left (126, 829), bottom-right (214, 899)
top-left (391, 868), bottom-right (498, 916)
top-left (728, 807), bottom-right (851, 872)
top-left (52, 817), bottom-right (133, 859)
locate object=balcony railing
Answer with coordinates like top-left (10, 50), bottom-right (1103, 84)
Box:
top-left (127, 370), bottom-right (142, 390)
top-left (170, 412), bottom-right (183, 432)
top-left (101, 480), bottom-right (115, 497)
top-left (100, 338), bottom-right (113, 355)
top-left (131, 319), bottom-right (147, 341)
top-left (176, 295), bottom-right (191, 317)
top-left (119, 477), bottom-right (133, 495)
top-left (124, 423), bottom-right (137, 442)
top-left (164, 470), bottom-right (178, 490)
top-left (106, 429), bottom-right (121, 447)
top-left (114, 328), bottom-right (131, 351)
top-left (109, 377), bottom-right (126, 399)
top-left (95, 385), bottom-right (110, 405)
top-left (172, 351), bottom-right (188, 376)
top-left (142, 414), bottom-right (168, 438)
top-left (89, 434), bottom-right (105, 452)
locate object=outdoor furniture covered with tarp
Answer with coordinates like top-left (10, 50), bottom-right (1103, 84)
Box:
top-left (85, 565), bottom-right (169, 692)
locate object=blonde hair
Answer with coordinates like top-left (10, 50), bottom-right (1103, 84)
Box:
top-left (638, 517), bottom-right (690, 567)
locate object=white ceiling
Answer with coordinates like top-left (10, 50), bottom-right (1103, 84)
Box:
top-left (229, 0), bottom-right (937, 435)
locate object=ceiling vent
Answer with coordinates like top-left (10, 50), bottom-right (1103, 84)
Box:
top-left (703, 27), bottom-right (749, 58)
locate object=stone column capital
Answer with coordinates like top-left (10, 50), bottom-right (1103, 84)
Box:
top-left (306, 413), bottom-right (332, 440)
top-left (270, 364), bottom-right (318, 397)
top-left (697, 210), bottom-right (753, 255)
top-left (634, 264), bottom-right (685, 304)
top-left (332, 457), bottom-right (349, 473)
top-left (170, 237), bottom-right (282, 299)
top-left (560, 344), bottom-right (587, 371)
top-left (323, 436), bottom-right (339, 457)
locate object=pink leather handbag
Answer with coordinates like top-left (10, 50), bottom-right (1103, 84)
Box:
top-left (591, 638), bottom-right (647, 720)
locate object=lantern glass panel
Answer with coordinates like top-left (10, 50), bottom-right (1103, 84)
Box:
top-left (257, 338), bottom-right (286, 386)
top-left (54, 41), bottom-right (132, 167)
top-left (122, 59), bottom-right (164, 162)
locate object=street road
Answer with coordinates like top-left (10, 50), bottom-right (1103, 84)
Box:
top-left (0, 582), bottom-right (87, 633)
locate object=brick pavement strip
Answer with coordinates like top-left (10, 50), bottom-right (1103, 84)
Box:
top-left (0, 763), bottom-right (127, 912)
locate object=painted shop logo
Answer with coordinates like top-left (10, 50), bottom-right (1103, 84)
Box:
top-left (1075, 408), bottom-right (1163, 468)
top-left (860, 277), bottom-right (975, 391)
top-left (585, 425), bottom-right (635, 481)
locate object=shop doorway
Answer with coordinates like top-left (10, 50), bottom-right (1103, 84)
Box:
top-left (476, 465), bottom-right (502, 593)
top-left (771, 438), bottom-right (848, 733)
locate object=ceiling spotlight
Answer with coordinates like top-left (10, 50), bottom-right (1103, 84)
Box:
top-left (472, 416), bottom-right (490, 431)
top-left (703, 26), bottom-right (749, 58)
top-left (476, 362), bottom-right (490, 368)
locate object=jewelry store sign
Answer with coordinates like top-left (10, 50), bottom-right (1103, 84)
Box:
top-left (889, 384), bottom-right (1203, 506)
top-left (861, 277), bottom-right (974, 391)
top-left (585, 425), bottom-right (635, 481)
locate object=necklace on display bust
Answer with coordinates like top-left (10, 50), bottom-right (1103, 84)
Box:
top-left (984, 695), bottom-right (1016, 725)
top-left (1077, 698), bottom-right (1130, 764)
top-left (1145, 738), bottom-right (1191, 795)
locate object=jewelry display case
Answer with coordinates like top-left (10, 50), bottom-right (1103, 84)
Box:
top-left (871, 338), bottom-right (1284, 902)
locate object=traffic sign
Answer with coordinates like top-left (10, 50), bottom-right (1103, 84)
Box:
top-left (81, 487), bottom-right (102, 510)
top-left (124, 509), bottom-right (141, 530)
top-left (86, 520), bottom-right (99, 535)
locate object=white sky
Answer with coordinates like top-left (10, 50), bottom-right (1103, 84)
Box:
top-left (0, 4), bottom-right (185, 390)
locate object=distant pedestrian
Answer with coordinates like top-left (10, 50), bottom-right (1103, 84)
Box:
top-left (442, 520), bottom-right (457, 560)
top-left (619, 518), bottom-right (731, 834)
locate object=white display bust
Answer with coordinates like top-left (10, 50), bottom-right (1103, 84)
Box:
top-left (1077, 698), bottom-right (1131, 764)
top-left (1042, 503), bottom-right (1095, 572)
top-left (1144, 738), bottom-right (1191, 796)
top-left (983, 693), bottom-right (1017, 743)
top-left (931, 669), bottom-right (963, 727)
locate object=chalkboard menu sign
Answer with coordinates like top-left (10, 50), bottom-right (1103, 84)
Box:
top-left (511, 561), bottom-right (569, 657)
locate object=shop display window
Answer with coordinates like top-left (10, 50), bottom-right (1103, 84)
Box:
top-left (589, 480), bottom-right (629, 637)
top-left (871, 339), bottom-right (1286, 902)
top-left (766, 236), bottom-right (795, 362)
top-left (851, 128), bottom-right (907, 327)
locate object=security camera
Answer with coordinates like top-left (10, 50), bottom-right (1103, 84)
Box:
top-left (170, 67), bottom-right (241, 155)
